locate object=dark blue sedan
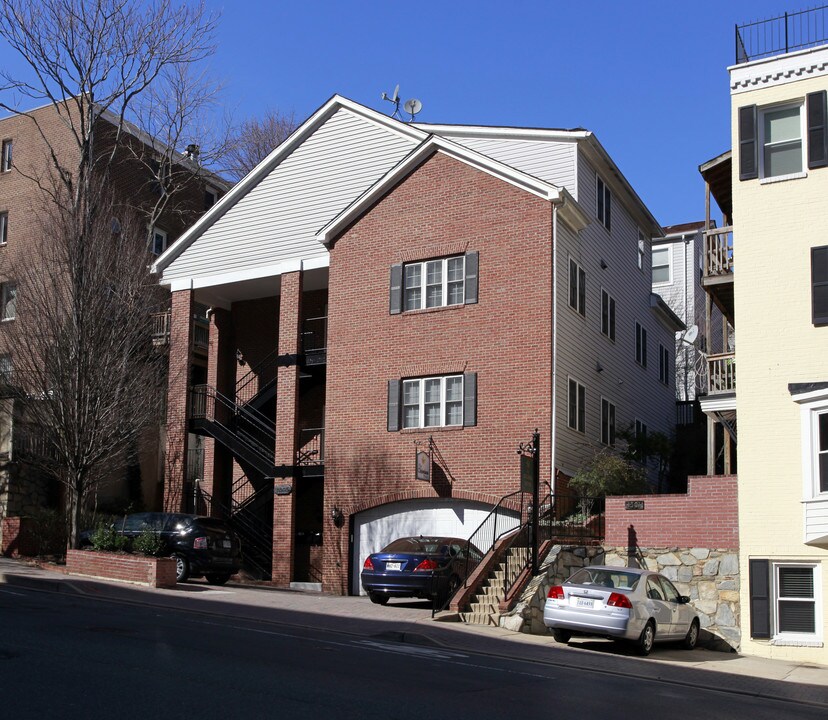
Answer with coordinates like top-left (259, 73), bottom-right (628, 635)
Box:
top-left (361, 536), bottom-right (483, 605)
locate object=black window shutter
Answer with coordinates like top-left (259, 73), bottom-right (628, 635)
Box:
top-left (387, 379), bottom-right (400, 431)
top-left (807, 91), bottom-right (828, 169)
top-left (812, 246), bottom-right (828, 325)
top-left (464, 251), bottom-right (479, 304)
top-left (463, 372), bottom-right (477, 427)
top-left (389, 263), bottom-right (403, 315)
top-left (739, 105), bottom-right (758, 181)
top-left (605, 187), bottom-right (611, 231)
top-left (749, 559), bottom-right (771, 639)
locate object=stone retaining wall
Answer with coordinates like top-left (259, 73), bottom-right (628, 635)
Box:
top-left (500, 544), bottom-right (741, 650)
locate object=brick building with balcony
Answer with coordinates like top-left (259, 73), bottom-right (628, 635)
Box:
top-left (153, 95), bottom-right (682, 594)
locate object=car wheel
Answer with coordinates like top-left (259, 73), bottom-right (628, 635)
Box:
top-left (552, 629), bottom-right (572, 644)
top-left (171, 554), bottom-right (189, 583)
top-left (636, 620), bottom-right (655, 656)
top-left (205, 573), bottom-right (231, 586)
top-left (683, 619), bottom-right (700, 650)
top-left (368, 592), bottom-right (389, 605)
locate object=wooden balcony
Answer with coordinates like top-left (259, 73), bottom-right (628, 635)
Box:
top-left (703, 226), bottom-right (734, 325)
top-left (708, 352), bottom-right (736, 394)
top-left (151, 311), bottom-right (209, 354)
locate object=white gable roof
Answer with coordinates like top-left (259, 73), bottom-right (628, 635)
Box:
top-left (154, 96), bottom-right (426, 290)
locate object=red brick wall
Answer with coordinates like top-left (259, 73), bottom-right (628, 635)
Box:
top-left (604, 475), bottom-right (738, 548)
top-left (323, 151), bottom-right (554, 591)
top-left (1, 516), bottom-right (38, 557)
top-left (66, 549), bottom-right (177, 588)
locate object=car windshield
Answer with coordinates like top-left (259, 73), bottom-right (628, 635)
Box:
top-left (567, 568), bottom-right (641, 591)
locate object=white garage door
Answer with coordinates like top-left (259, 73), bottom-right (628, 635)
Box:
top-left (351, 498), bottom-right (520, 595)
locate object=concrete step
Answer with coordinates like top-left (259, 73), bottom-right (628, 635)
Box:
top-left (461, 611), bottom-right (498, 626)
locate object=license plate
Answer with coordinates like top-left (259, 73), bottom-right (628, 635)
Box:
top-left (575, 597), bottom-right (594, 608)
top-left (386, 562), bottom-right (402, 571)
top-left (222, 540), bottom-right (231, 549)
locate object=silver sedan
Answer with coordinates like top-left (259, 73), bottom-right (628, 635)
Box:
top-left (542, 565), bottom-right (699, 655)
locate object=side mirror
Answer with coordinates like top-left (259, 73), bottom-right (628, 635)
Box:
top-left (679, 595), bottom-right (691, 604)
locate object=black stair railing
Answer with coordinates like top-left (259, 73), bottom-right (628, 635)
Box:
top-left (235, 347), bottom-right (281, 406)
top-left (190, 384), bottom-right (276, 467)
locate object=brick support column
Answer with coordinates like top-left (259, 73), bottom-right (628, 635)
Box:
top-left (271, 271), bottom-right (303, 586)
top-left (203, 307), bottom-right (235, 514)
top-left (163, 290), bottom-right (195, 512)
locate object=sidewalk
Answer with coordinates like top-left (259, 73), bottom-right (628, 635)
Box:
top-left (2, 556), bottom-right (827, 706)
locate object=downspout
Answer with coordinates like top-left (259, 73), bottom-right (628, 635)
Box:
top-left (550, 201), bottom-right (559, 494)
top-left (683, 234), bottom-right (690, 401)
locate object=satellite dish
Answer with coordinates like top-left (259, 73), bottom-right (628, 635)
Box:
top-left (391, 84), bottom-right (400, 103)
top-left (682, 324), bottom-right (699, 344)
top-left (403, 98), bottom-right (422, 119)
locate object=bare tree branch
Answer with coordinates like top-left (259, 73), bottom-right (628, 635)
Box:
top-left (224, 108), bottom-right (297, 180)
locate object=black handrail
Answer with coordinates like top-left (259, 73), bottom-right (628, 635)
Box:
top-left (235, 346), bottom-right (281, 406)
top-left (736, 6), bottom-right (828, 64)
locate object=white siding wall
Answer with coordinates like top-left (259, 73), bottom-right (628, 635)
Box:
top-left (554, 153), bottom-right (676, 484)
top-left (449, 137), bottom-right (578, 195)
top-left (164, 109), bottom-right (418, 282)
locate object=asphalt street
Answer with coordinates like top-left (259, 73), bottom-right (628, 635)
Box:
top-left (1, 583), bottom-right (825, 720)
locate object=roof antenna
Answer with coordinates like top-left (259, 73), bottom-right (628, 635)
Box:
top-left (403, 98), bottom-right (422, 122)
top-left (381, 85), bottom-right (424, 122)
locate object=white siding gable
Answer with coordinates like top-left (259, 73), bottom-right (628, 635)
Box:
top-left (446, 137), bottom-right (577, 195)
top-left (162, 108), bottom-right (418, 283)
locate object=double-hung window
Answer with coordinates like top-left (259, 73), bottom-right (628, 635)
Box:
top-left (0, 354), bottom-right (11, 385)
top-left (151, 227), bottom-right (168, 256)
top-left (204, 186), bottom-right (218, 210)
top-left (0, 212), bottom-right (7, 245)
top-left (652, 246), bottom-right (671, 285)
top-left (1, 139), bottom-right (11, 172)
top-left (775, 564), bottom-right (819, 640)
top-left (1, 282), bottom-right (16, 321)
top-left (596, 176), bottom-right (611, 230)
top-left (387, 373), bottom-right (477, 431)
top-left (601, 398), bottom-right (615, 446)
top-left (638, 229), bottom-right (646, 271)
top-left (635, 322), bottom-right (647, 368)
top-left (739, 92), bottom-right (828, 181)
top-left (569, 258), bottom-right (586, 316)
top-left (601, 289), bottom-right (615, 341)
top-left (390, 252), bottom-right (478, 314)
top-left (568, 378), bottom-right (586, 433)
top-left (659, 344), bottom-right (670, 385)
top-left (404, 256), bottom-right (464, 311)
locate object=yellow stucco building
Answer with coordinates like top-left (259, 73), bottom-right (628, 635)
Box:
top-left (726, 23), bottom-right (828, 662)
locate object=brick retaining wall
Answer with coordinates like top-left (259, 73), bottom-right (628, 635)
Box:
top-left (66, 549), bottom-right (177, 588)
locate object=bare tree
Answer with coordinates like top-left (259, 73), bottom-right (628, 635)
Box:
top-left (0, 0), bottom-right (224, 243)
top-left (225, 108), bottom-right (297, 180)
top-left (0, 0), bottom-right (225, 546)
top-left (5, 188), bottom-right (166, 547)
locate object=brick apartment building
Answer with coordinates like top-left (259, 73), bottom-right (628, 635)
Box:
top-left (0, 101), bottom-right (227, 536)
top-left (153, 95), bottom-right (682, 594)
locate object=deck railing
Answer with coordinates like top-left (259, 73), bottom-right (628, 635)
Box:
top-left (736, 6), bottom-right (828, 64)
top-left (708, 353), bottom-right (736, 394)
top-left (151, 311), bottom-right (171, 344)
top-left (704, 226), bottom-right (734, 279)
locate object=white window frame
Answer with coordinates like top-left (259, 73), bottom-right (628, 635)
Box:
top-left (759, 102), bottom-right (806, 182)
top-left (635, 322), bottom-right (647, 368)
top-left (0, 211), bottom-right (7, 245)
top-left (151, 227), bottom-right (168, 256)
top-left (596, 175), bottom-right (611, 231)
top-left (600, 397), bottom-right (616, 446)
top-left (601, 288), bottom-right (616, 341)
top-left (403, 255), bottom-right (465, 311)
top-left (569, 257), bottom-right (586, 317)
top-left (659, 343), bottom-right (670, 385)
top-left (402, 375), bottom-right (464, 429)
top-left (652, 245), bottom-right (672, 286)
top-left (567, 377), bottom-right (586, 434)
top-left (638, 229), bottom-right (646, 271)
top-left (771, 562), bottom-right (822, 645)
top-left (1, 139), bottom-right (11, 172)
top-left (1, 282), bottom-right (16, 321)
top-left (797, 391), bottom-right (828, 500)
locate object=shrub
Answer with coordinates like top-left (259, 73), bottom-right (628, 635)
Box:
top-left (132, 528), bottom-right (164, 556)
top-left (25, 509), bottom-right (67, 557)
top-left (90, 524), bottom-right (129, 552)
top-left (570, 450), bottom-right (651, 519)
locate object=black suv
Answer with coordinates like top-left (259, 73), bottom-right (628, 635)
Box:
top-left (84, 512), bottom-right (242, 584)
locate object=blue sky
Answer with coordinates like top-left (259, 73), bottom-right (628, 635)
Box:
top-left (211, 0), bottom-right (813, 226)
top-left (0, 1), bottom-right (814, 225)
